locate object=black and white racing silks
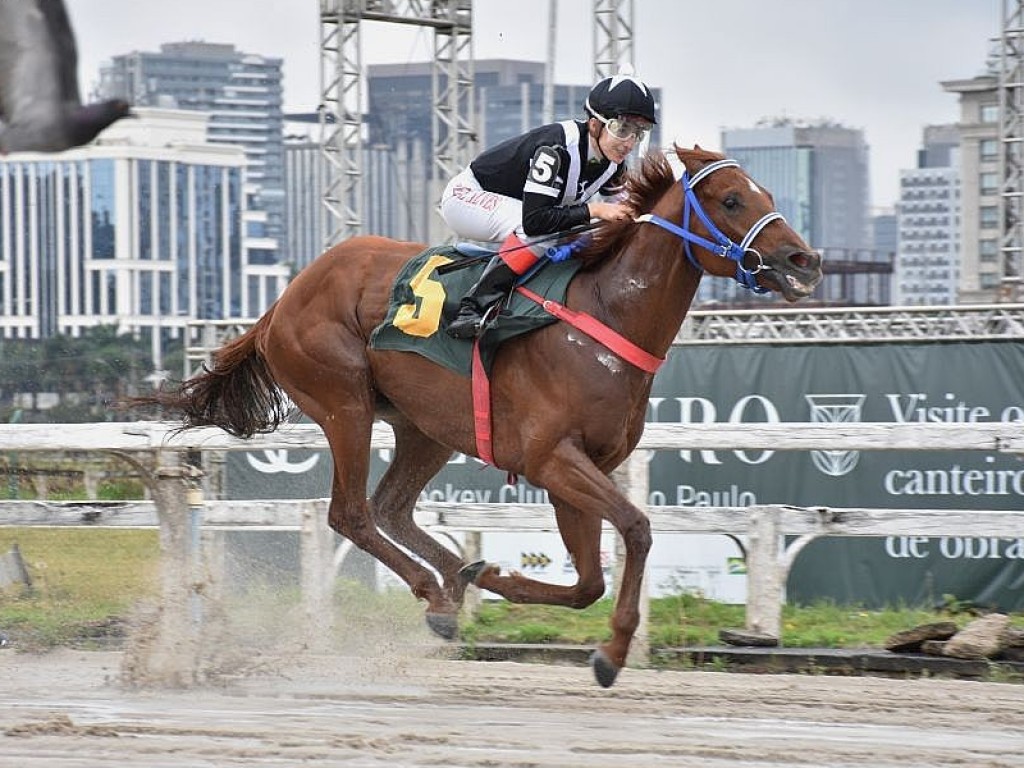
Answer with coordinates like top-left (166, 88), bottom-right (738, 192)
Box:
top-left (468, 119), bottom-right (627, 238)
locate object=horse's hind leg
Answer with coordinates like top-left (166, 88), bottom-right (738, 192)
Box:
top-left (371, 418), bottom-right (469, 606)
top-left (466, 495), bottom-right (606, 609)
top-left (321, 414), bottom-right (462, 638)
top-left (288, 376), bottom-right (460, 639)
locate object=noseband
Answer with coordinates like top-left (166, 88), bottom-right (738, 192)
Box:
top-left (636, 159), bottom-right (785, 293)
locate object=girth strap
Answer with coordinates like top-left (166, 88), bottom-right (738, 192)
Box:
top-left (469, 285), bottom-right (664, 469)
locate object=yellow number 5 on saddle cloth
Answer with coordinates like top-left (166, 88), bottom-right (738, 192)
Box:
top-left (369, 245), bottom-right (582, 377)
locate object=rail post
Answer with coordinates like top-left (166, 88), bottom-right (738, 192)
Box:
top-left (744, 506), bottom-right (784, 640)
top-left (613, 450), bottom-right (651, 667)
top-left (462, 530), bottom-right (483, 619)
top-left (300, 499), bottom-right (336, 651)
top-left (132, 450), bottom-right (201, 685)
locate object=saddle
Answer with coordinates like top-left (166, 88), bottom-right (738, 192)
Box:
top-left (369, 244), bottom-right (583, 376)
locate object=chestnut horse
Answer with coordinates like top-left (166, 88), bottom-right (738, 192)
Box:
top-left (142, 145), bottom-right (821, 687)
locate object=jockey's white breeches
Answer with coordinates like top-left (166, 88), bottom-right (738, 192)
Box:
top-left (440, 167), bottom-right (527, 244)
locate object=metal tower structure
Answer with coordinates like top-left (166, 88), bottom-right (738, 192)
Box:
top-left (998, 0), bottom-right (1024, 301)
top-left (318, 0), bottom-right (474, 248)
top-left (592, 0), bottom-right (634, 79)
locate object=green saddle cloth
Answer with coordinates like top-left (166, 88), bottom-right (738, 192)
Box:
top-left (369, 245), bottom-right (583, 376)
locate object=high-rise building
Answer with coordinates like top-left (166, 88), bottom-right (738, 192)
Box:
top-left (283, 124), bottom-right (331, 274)
top-left (369, 59), bottom-right (661, 158)
top-left (723, 119), bottom-right (871, 251)
top-left (711, 118), bottom-right (886, 306)
top-left (941, 73), bottom-right (1002, 303)
top-left (894, 125), bottom-right (961, 305)
top-left (0, 109), bottom-right (288, 366)
top-left (872, 211), bottom-right (898, 270)
top-left (95, 42), bottom-right (285, 264)
top-left (282, 116), bottom-right (430, 272)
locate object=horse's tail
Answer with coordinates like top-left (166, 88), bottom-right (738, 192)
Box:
top-left (131, 305), bottom-right (289, 438)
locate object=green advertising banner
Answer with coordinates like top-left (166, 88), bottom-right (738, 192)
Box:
top-left (648, 341), bottom-right (1024, 610)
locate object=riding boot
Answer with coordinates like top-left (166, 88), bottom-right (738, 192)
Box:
top-left (445, 255), bottom-right (519, 339)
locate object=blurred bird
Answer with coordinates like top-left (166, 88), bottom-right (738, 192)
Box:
top-left (0, 0), bottom-right (132, 154)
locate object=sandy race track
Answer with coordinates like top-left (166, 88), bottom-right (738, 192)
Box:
top-left (2, 647), bottom-right (1024, 768)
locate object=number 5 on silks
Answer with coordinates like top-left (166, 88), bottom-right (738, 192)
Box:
top-left (392, 253), bottom-right (453, 337)
top-left (526, 146), bottom-right (560, 193)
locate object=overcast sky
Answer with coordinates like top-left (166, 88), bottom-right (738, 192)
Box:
top-left (67, 0), bottom-right (999, 211)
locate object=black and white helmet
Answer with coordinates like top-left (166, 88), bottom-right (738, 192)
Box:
top-left (585, 72), bottom-right (657, 124)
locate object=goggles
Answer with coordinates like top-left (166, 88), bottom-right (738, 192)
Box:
top-left (593, 113), bottom-right (651, 142)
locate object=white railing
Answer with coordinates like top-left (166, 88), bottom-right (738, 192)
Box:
top-left (1, 419), bottom-right (1021, 452)
top-left (1, 420), bottom-right (1023, 682)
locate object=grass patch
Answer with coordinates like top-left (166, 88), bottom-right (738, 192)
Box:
top-left (460, 594), bottom-right (1017, 649)
top-left (0, 527), bottom-right (158, 648)
top-left (779, 601), bottom-right (944, 647)
top-left (468, 600), bottom-right (615, 644)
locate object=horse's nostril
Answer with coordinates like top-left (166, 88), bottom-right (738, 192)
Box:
top-left (789, 252), bottom-right (810, 270)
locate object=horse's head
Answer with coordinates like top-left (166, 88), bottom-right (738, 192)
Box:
top-left (664, 145), bottom-right (823, 301)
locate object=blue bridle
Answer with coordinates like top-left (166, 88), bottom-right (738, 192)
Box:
top-left (635, 159), bottom-right (785, 293)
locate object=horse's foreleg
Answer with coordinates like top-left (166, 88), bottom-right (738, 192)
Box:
top-left (531, 441), bottom-right (651, 688)
top-left (371, 421), bottom-right (468, 605)
top-left (467, 497), bottom-right (606, 609)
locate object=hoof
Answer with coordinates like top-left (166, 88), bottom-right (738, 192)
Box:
top-left (589, 648), bottom-right (620, 688)
top-left (425, 611), bottom-right (459, 641)
top-left (458, 560), bottom-right (489, 585)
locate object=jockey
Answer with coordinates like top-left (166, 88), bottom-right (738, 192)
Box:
top-left (439, 70), bottom-right (658, 339)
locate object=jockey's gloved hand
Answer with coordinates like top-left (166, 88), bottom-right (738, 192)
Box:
top-left (546, 235), bottom-right (591, 263)
top-left (546, 243), bottom-right (574, 263)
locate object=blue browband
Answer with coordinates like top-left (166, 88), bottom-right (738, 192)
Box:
top-left (636, 159), bottom-right (785, 293)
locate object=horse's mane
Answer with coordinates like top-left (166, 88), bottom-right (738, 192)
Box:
top-left (576, 144), bottom-right (724, 267)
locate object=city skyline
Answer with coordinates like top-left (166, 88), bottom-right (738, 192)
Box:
top-left (66, 1), bottom-right (1000, 211)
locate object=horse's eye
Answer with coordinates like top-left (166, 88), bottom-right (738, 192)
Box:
top-left (723, 194), bottom-right (740, 210)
